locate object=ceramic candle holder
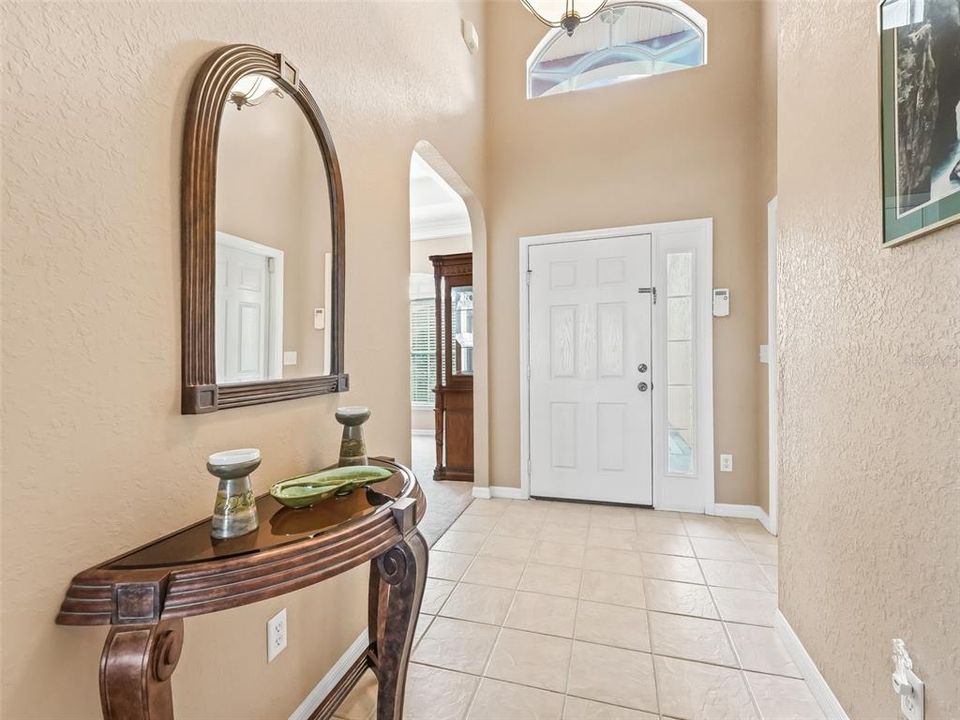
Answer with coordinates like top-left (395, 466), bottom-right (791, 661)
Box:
top-left (206, 448), bottom-right (261, 539)
top-left (335, 406), bottom-right (371, 467)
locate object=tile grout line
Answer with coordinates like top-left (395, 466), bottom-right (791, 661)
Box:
top-left (415, 651), bottom-right (681, 717)
top-left (636, 510), bottom-right (665, 719)
top-left (696, 549), bottom-right (766, 719)
top-left (412, 635), bottom-right (805, 693)
top-left (560, 566), bottom-right (591, 717)
top-left (460, 623), bottom-right (502, 719)
top-left (431, 577), bottom-right (778, 630)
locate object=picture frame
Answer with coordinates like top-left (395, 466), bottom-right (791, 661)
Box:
top-left (879, 0), bottom-right (960, 247)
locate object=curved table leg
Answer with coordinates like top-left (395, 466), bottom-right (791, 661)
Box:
top-left (99, 618), bottom-right (184, 720)
top-left (370, 523), bottom-right (428, 720)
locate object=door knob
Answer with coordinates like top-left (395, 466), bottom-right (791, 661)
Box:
top-left (637, 382), bottom-right (649, 392)
top-left (637, 363), bottom-right (648, 373)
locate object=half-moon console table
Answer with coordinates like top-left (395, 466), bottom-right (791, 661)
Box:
top-left (57, 458), bottom-right (427, 720)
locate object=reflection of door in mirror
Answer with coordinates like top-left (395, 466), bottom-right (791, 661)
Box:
top-left (215, 232), bottom-right (283, 383)
top-left (215, 73), bottom-right (332, 384)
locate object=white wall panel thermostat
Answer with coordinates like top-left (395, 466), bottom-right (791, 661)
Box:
top-left (713, 288), bottom-right (730, 317)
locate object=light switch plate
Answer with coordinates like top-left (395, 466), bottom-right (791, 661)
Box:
top-left (313, 308), bottom-right (325, 330)
top-left (900, 667), bottom-right (924, 720)
top-left (283, 351), bottom-right (298, 366)
top-left (720, 454), bottom-right (733, 472)
top-left (267, 608), bottom-right (287, 663)
top-left (892, 639), bottom-right (924, 720)
top-left (759, 344), bottom-right (770, 364)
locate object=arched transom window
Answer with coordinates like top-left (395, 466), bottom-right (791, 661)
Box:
top-left (526, 1), bottom-right (707, 99)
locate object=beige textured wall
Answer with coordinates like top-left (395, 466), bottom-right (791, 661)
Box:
top-left (1, 2), bottom-right (485, 718)
top-left (484, 0), bottom-right (766, 503)
top-left (778, 1), bottom-right (960, 716)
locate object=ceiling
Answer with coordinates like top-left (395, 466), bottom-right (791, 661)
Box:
top-left (410, 152), bottom-right (470, 241)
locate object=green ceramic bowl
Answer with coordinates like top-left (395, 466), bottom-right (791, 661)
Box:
top-left (269, 465), bottom-right (393, 509)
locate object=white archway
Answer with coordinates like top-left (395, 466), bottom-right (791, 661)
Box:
top-left (409, 140), bottom-right (490, 492)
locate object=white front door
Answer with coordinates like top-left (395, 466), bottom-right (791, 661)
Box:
top-left (216, 243), bottom-right (272, 383)
top-left (528, 234), bottom-right (653, 505)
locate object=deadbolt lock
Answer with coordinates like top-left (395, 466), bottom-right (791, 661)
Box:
top-left (638, 363), bottom-right (648, 373)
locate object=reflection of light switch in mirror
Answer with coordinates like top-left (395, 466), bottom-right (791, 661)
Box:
top-left (283, 351), bottom-right (298, 366)
top-left (314, 308), bottom-right (325, 330)
top-left (713, 288), bottom-right (730, 317)
top-left (461, 19), bottom-right (480, 55)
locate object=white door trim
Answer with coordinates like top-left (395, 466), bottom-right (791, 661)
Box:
top-left (652, 222), bottom-right (715, 513)
top-left (767, 197), bottom-right (778, 535)
top-left (519, 219), bottom-right (714, 508)
top-left (215, 230), bottom-right (284, 380)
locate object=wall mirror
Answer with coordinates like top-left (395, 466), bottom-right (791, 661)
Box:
top-left (181, 45), bottom-right (346, 413)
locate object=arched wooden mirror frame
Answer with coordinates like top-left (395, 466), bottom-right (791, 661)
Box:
top-left (181, 44), bottom-right (347, 414)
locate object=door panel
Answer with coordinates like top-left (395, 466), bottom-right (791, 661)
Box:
top-left (217, 244), bottom-right (270, 383)
top-left (597, 402), bottom-right (627, 471)
top-left (529, 234), bottom-right (653, 505)
top-left (597, 303), bottom-right (625, 376)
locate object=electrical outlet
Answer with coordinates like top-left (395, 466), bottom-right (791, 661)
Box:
top-left (720, 454), bottom-right (734, 472)
top-left (267, 608), bottom-right (287, 662)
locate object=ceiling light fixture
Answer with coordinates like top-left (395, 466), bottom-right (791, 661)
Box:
top-left (227, 75), bottom-right (284, 111)
top-left (521, 0), bottom-right (610, 36)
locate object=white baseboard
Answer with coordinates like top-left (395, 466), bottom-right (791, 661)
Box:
top-left (492, 486), bottom-right (528, 500)
top-left (774, 610), bottom-right (849, 720)
top-left (411, 429), bottom-right (434, 437)
top-left (472, 486), bottom-right (528, 500)
top-left (758, 510), bottom-right (776, 535)
top-left (289, 630), bottom-right (369, 720)
top-left (658, 503), bottom-right (709, 514)
top-left (710, 503), bottom-right (775, 534)
top-left (710, 502), bottom-right (764, 519)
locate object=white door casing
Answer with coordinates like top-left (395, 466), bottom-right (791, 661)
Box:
top-left (520, 219), bottom-right (714, 512)
top-left (651, 222), bottom-right (714, 513)
top-left (767, 197), bottom-right (778, 535)
top-left (528, 235), bottom-right (653, 505)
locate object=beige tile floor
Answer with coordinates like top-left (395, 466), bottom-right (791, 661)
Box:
top-left (335, 498), bottom-right (826, 720)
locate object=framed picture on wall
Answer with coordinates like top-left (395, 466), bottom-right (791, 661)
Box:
top-left (880, 0), bottom-right (960, 246)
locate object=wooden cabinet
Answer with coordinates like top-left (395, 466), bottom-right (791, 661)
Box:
top-left (430, 253), bottom-right (473, 482)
